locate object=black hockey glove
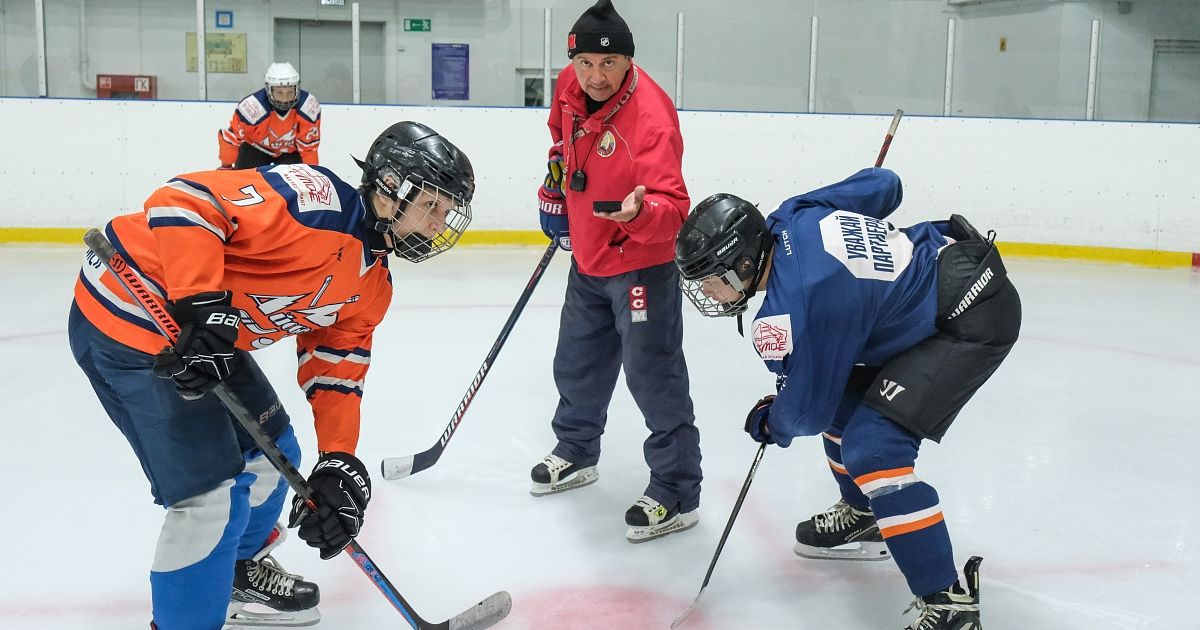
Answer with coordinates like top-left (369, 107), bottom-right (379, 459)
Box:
top-left (152, 291), bottom-right (241, 401)
top-left (744, 394), bottom-right (776, 445)
top-left (288, 451), bottom-right (372, 560)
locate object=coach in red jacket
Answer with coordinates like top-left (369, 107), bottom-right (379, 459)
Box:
top-left (531, 0), bottom-right (701, 544)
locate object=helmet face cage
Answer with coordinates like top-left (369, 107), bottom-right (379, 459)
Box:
top-left (267, 85), bottom-right (298, 110)
top-left (264, 63), bottom-right (300, 110)
top-left (373, 165), bottom-right (472, 263)
top-left (675, 193), bottom-right (770, 318)
top-left (680, 266), bottom-right (751, 317)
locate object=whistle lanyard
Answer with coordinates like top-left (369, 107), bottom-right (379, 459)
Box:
top-left (565, 66), bottom-right (640, 192)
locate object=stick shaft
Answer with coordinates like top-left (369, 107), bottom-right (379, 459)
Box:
top-left (382, 241), bottom-right (557, 479)
top-left (874, 109), bottom-right (904, 167)
top-left (83, 228), bottom-right (435, 629)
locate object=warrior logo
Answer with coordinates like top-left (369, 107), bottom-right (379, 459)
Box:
top-left (879, 379), bottom-right (907, 401)
top-left (597, 131), bottom-right (617, 158)
top-left (752, 315), bottom-right (793, 361)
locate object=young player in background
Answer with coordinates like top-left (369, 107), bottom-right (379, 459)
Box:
top-left (218, 62), bottom-right (321, 170)
top-left (674, 168), bottom-right (1021, 630)
top-left (69, 121), bottom-right (474, 629)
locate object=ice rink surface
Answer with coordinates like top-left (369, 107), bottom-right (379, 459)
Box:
top-left (1, 245), bottom-right (1197, 629)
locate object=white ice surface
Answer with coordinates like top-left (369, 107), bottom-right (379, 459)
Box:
top-left (1, 246), bottom-right (1197, 629)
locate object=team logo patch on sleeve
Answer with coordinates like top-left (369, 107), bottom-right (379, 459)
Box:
top-left (752, 315), bottom-right (792, 360)
top-left (818, 212), bottom-right (914, 281)
top-left (237, 95), bottom-right (268, 123)
top-left (273, 165), bottom-right (341, 213)
top-left (299, 93), bottom-right (321, 121)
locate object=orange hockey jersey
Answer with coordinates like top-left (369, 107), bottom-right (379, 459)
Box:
top-left (74, 164), bottom-right (391, 454)
top-left (218, 89), bottom-right (321, 167)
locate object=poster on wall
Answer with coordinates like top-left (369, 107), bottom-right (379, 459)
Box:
top-left (432, 43), bottom-right (469, 100)
top-left (186, 32), bottom-right (248, 73)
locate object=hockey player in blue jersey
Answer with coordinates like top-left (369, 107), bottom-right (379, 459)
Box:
top-left (674, 168), bottom-right (1020, 630)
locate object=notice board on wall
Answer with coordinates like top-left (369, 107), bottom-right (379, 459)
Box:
top-left (186, 32), bottom-right (248, 73)
top-left (432, 43), bottom-right (469, 100)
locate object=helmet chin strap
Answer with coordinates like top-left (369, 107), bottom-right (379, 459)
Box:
top-left (362, 188), bottom-right (395, 256)
top-left (733, 242), bottom-right (774, 337)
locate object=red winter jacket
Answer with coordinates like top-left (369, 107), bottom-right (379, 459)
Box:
top-left (547, 64), bottom-right (690, 277)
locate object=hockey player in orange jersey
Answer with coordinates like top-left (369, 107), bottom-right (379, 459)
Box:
top-left (218, 62), bottom-right (322, 170)
top-left (69, 121), bottom-right (474, 629)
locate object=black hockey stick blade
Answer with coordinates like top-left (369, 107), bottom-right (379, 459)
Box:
top-left (438, 590), bottom-right (512, 630)
top-left (381, 241), bottom-right (558, 480)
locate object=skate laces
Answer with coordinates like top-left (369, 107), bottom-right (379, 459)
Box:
top-left (543, 454), bottom-right (572, 474)
top-left (634, 495), bottom-right (665, 517)
top-left (902, 592), bottom-right (978, 630)
top-left (814, 500), bottom-right (865, 533)
top-left (246, 555), bottom-right (298, 596)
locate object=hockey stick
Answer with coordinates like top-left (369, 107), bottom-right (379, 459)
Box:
top-left (381, 240), bottom-right (558, 480)
top-left (673, 111), bottom-right (906, 628)
top-left (83, 229), bottom-right (512, 630)
top-left (670, 442), bottom-right (765, 629)
top-left (875, 109), bottom-right (904, 168)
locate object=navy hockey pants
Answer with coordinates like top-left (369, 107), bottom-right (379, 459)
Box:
top-left (69, 303), bottom-right (298, 629)
top-left (550, 260), bottom-right (702, 512)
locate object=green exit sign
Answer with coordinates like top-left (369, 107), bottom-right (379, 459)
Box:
top-left (404, 18), bottom-right (431, 32)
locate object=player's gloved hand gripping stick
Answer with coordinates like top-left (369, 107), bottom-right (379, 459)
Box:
top-left (84, 229), bottom-right (512, 630)
top-left (671, 109), bottom-right (905, 629)
top-left (381, 240), bottom-right (559, 480)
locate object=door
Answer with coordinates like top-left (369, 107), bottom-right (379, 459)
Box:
top-left (1149, 39), bottom-right (1200, 123)
top-left (275, 19), bottom-right (386, 104)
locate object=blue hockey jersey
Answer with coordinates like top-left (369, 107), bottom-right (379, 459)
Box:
top-left (752, 168), bottom-right (953, 445)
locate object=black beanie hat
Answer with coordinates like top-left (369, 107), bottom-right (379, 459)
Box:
top-left (568, 0), bottom-right (635, 59)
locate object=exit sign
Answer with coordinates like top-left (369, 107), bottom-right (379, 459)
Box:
top-left (404, 18), bottom-right (431, 32)
top-left (320, 0), bottom-right (345, 5)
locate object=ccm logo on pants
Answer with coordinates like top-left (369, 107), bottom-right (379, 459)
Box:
top-left (629, 285), bottom-right (647, 323)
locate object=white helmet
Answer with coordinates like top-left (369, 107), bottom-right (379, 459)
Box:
top-left (264, 62), bottom-right (300, 110)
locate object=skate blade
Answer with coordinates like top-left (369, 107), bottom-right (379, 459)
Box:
top-left (626, 511), bottom-right (699, 543)
top-left (529, 467), bottom-right (598, 496)
top-left (225, 601), bottom-right (320, 628)
top-left (793, 540), bottom-right (891, 561)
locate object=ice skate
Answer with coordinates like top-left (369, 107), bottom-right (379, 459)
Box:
top-left (903, 556), bottom-right (982, 630)
top-left (226, 523), bottom-right (320, 628)
top-left (794, 498), bottom-right (891, 561)
top-left (624, 495), bottom-right (698, 543)
top-left (530, 453), bottom-right (598, 496)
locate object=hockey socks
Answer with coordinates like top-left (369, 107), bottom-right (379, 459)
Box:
top-left (866, 480), bottom-right (958, 598)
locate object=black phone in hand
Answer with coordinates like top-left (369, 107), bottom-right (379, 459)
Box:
top-left (593, 201), bottom-right (622, 214)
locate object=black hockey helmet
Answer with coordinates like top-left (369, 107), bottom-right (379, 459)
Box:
top-left (355, 121), bottom-right (475, 262)
top-left (675, 193), bottom-right (773, 317)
